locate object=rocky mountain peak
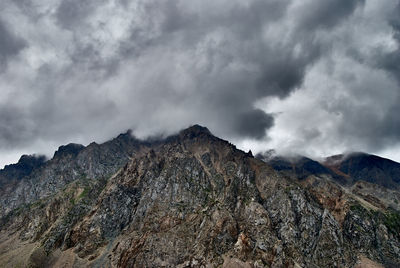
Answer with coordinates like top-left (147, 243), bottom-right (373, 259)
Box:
top-left (53, 143), bottom-right (85, 159)
top-left (179, 124), bottom-right (212, 139)
top-left (12, 154), bottom-right (47, 175)
top-left (17, 154), bottom-right (46, 166)
top-left (0, 154), bottom-right (46, 184)
top-left (115, 129), bottom-right (135, 141)
top-left (7, 154), bottom-right (46, 172)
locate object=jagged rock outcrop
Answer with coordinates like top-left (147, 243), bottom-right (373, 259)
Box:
top-left (0, 154), bottom-right (46, 186)
top-left (0, 125), bottom-right (399, 267)
top-left (0, 130), bottom-right (148, 218)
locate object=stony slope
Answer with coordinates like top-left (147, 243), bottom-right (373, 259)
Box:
top-left (0, 130), bottom-right (149, 218)
top-left (0, 125), bottom-right (399, 267)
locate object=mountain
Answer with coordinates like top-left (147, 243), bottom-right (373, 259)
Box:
top-left (257, 152), bottom-right (334, 179)
top-left (324, 152), bottom-right (400, 189)
top-left (0, 154), bottom-right (46, 185)
top-left (256, 152), bottom-right (348, 184)
top-left (0, 130), bottom-right (148, 218)
top-left (0, 125), bottom-right (399, 267)
top-left (258, 151), bottom-right (400, 189)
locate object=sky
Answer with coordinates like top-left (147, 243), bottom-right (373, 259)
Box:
top-left (0, 0), bottom-right (400, 167)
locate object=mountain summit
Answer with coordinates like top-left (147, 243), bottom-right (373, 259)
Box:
top-left (0, 125), bottom-right (399, 267)
top-left (180, 124), bottom-right (212, 137)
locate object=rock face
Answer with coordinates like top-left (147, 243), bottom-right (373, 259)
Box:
top-left (0, 130), bottom-right (148, 218)
top-left (0, 125), bottom-right (399, 267)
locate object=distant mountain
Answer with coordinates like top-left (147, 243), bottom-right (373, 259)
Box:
top-left (324, 152), bottom-right (400, 189)
top-left (0, 126), bottom-right (399, 267)
top-left (258, 151), bottom-right (400, 189)
top-left (256, 152), bottom-right (347, 183)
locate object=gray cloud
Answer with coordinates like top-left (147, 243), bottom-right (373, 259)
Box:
top-left (254, 0), bottom-right (400, 161)
top-left (297, 0), bottom-right (365, 30)
top-left (234, 109), bottom-right (274, 139)
top-left (55, 0), bottom-right (103, 30)
top-left (0, 19), bottom-right (26, 71)
top-left (381, 2), bottom-right (400, 82)
top-left (0, 0), bottom-right (399, 167)
top-left (0, 106), bottom-right (32, 148)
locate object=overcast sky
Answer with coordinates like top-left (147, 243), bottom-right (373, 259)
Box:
top-left (0, 0), bottom-right (399, 167)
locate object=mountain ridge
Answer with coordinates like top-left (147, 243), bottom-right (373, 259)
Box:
top-left (2, 127), bottom-right (399, 189)
top-left (0, 125), bottom-right (399, 267)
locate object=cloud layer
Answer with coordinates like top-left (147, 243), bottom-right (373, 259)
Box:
top-left (0, 0), bottom-right (399, 166)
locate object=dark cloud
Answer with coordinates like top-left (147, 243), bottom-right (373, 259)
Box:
top-left (343, 1), bottom-right (400, 152)
top-left (0, 19), bottom-right (26, 71)
top-left (297, 0), bottom-right (365, 30)
top-left (381, 2), bottom-right (400, 82)
top-left (104, 0), bottom-right (328, 139)
top-left (0, 0), bottom-right (399, 167)
top-left (260, 1), bottom-right (400, 159)
top-left (369, 1), bottom-right (400, 150)
top-left (55, 0), bottom-right (102, 30)
top-left (0, 106), bottom-right (32, 148)
top-left (234, 109), bottom-right (274, 139)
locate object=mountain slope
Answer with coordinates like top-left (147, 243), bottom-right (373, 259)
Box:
top-left (325, 152), bottom-right (400, 189)
top-left (0, 125), bottom-right (399, 267)
top-left (256, 153), bottom-right (348, 185)
top-left (0, 130), bottom-right (149, 218)
top-left (0, 154), bottom-right (46, 191)
top-left (259, 151), bottom-right (400, 190)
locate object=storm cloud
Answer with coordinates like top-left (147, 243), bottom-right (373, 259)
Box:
top-left (0, 19), bottom-right (26, 71)
top-left (0, 0), bottom-right (399, 167)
